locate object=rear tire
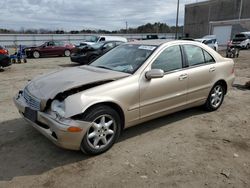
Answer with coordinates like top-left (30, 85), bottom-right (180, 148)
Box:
top-left (80, 105), bottom-right (121, 155)
top-left (204, 83), bottom-right (225, 111)
top-left (64, 50), bottom-right (71, 57)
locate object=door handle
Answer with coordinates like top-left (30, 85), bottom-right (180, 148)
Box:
top-left (209, 67), bottom-right (216, 72)
top-left (179, 74), bottom-right (188, 80)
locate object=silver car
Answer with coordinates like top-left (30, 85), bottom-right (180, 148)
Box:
top-left (14, 40), bottom-right (235, 155)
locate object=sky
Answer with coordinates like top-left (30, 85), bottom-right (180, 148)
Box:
top-left (0, 0), bottom-right (206, 31)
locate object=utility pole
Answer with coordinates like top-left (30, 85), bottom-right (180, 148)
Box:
top-left (126, 21), bottom-right (128, 34)
top-left (175, 0), bottom-right (180, 39)
top-left (239, 0), bottom-right (243, 20)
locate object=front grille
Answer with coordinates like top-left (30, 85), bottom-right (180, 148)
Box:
top-left (23, 87), bottom-right (41, 111)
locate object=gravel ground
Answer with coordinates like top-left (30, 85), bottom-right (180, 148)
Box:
top-left (0, 50), bottom-right (249, 188)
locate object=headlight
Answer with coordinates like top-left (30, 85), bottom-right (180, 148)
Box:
top-left (51, 100), bottom-right (65, 117)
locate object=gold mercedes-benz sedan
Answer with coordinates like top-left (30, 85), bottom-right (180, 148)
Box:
top-left (14, 40), bottom-right (235, 155)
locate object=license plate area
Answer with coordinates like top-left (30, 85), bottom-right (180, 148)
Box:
top-left (24, 107), bottom-right (37, 122)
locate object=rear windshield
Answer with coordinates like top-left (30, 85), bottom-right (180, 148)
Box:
top-left (234, 34), bottom-right (246, 39)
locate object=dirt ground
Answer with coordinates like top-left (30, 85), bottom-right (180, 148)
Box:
top-left (0, 50), bottom-right (249, 188)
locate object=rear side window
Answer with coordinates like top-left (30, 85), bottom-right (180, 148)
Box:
top-left (183, 45), bottom-right (205, 66)
top-left (203, 50), bottom-right (215, 63)
top-left (151, 45), bottom-right (182, 72)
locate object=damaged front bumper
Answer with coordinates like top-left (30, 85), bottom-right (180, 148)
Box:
top-left (13, 91), bottom-right (91, 150)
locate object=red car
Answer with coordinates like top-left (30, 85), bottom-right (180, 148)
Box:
top-left (0, 45), bottom-right (8, 55)
top-left (25, 41), bottom-right (75, 58)
top-left (0, 45), bottom-right (11, 68)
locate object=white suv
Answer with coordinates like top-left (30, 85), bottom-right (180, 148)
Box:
top-left (79, 36), bottom-right (127, 46)
top-left (195, 35), bottom-right (219, 51)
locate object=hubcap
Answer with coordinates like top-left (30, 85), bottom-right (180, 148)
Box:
top-left (210, 85), bottom-right (223, 108)
top-left (33, 51), bottom-right (39, 58)
top-left (87, 115), bottom-right (116, 149)
top-left (65, 50), bottom-right (70, 56)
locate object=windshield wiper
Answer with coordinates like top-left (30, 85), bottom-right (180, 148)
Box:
top-left (95, 66), bottom-right (113, 70)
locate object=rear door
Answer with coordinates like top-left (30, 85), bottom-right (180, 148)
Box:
top-left (139, 45), bottom-right (188, 119)
top-left (53, 41), bottom-right (66, 55)
top-left (182, 44), bottom-right (216, 105)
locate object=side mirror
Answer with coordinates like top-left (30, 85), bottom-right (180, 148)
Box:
top-left (145, 69), bottom-right (164, 80)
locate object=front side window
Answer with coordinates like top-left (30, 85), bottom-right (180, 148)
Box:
top-left (99, 37), bottom-right (105, 42)
top-left (47, 41), bottom-right (55, 46)
top-left (151, 45), bottom-right (182, 72)
top-left (204, 39), bottom-right (213, 44)
top-left (183, 45), bottom-right (205, 66)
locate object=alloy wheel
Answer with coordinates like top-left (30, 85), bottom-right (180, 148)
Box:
top-left (33, 51), bottom-right (40, 58)
top-left (210, 85), bottom-right (223, 108)
top-left (87, 115), bottom-right (116, 149)
top-left (64, 50), bottom-right (71, 57)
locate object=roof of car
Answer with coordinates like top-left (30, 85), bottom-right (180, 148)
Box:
top-left (128, 39), bottom-right (173, 46)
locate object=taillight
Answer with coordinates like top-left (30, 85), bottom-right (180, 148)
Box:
top-left (231, 66), bottom-right (235, 74)
top-left (227, 40), bottom-right (232, 46)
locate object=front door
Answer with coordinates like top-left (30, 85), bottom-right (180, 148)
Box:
top-left (139, 45), bottom-right (188, 119)
top-left (40, 41), bottom-right (55, 56)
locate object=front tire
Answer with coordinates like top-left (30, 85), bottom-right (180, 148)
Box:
top-left (204, 84), bottom-right (225, 111)
top-left (80, 105), bottom-right (121, 155)
top-left (33, 51), bottom-right (40, 58)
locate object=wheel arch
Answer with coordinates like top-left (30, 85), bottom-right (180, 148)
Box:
top-left (214, 79), bottom-right (228, 94)
top-left (80, 102), bottom-right (125, 130)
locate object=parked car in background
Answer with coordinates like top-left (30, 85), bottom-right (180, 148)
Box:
top-left (0, 45), bottom-right (8, 55)
top-left (79, 35), bottom-right (127, 46)
top-left (230, 32), bottom-right (250, 49)
top-left (25, 41), bottom-right (75, 58)
top-left (195, 35), bottom-right (218, 51)
top-left (14, 40), bottom-right (235, 155)
top-left (71, 41), bottom-right (125, 64)
top-left (146, 35), bottom-right (158, 40)
top-left (0, 45), bottom-right (11, 68)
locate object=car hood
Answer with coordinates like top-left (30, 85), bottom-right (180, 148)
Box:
top-left (26, 65), bottom-right (130, 101)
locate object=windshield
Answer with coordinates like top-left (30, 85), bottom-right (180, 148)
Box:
top-left (85, 36), bottom-right (98, 42)
top-left (90, 44), bottom-right (156, 74)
